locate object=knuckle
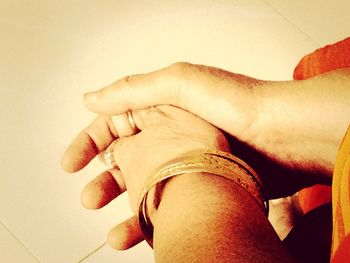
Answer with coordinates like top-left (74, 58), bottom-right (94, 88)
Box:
top-left (134, 107), bottom-right (163, 125)
top-left (103, 75), bottom-right (132, 96)
top-left (110, 113), bottom-right (133, 138)
top-left (121, 75), bottom-right (132, 84)
top-left (115, 75), bottom-right (133, 93)
top-left (164, 62), bottom-right (196, 105)
top-left (168, 61), bottom-right (193, 75)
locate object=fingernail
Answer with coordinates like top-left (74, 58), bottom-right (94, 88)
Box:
top-left (83, 92), bottom-right (97, 103)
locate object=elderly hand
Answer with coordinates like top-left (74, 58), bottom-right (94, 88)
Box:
top-left (61, 105), bottom-right (230, 250)
top-left (83, 62), bottom-right (259, 144)
top-left (83, 63), bottom-right (350, 198)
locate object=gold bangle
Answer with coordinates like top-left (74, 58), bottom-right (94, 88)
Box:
top-left (137, 150), bottom-right (267, 247)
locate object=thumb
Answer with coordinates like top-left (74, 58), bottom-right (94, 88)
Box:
top-left (83, 63), bottom-right (188, 115)
top-left (83, 62), bottom-right (251, 138)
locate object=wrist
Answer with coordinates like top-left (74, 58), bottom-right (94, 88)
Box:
top-left (149, 171), bottom-right (261, 223)
top-left (251, 72), bottom-right (350, 177)
top-left (137, 150), bottom-right (267, 246)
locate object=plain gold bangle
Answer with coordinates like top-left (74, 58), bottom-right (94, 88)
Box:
top-left (137, 150), bottom-right (267, 247)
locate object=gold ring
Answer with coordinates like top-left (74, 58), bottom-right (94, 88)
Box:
top-left (103, 140), bottom-right (119, 169)
top-left (127, 110), bottom-right (137, 133)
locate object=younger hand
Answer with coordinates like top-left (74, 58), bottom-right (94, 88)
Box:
top-left (61, 105), bottom-right (230, 250)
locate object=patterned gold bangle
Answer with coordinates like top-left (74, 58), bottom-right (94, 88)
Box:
top-left (137, 150), bottom-right (267, 247)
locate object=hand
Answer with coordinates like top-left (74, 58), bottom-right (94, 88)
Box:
top-left (83, 62), bottom-right (260, 145)
top-left (61, 105), bottom-right (230, 250)
top-left (83, 63), bottom-right (350, 197)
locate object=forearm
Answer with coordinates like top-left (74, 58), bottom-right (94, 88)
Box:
top-left (151, 173), bottom-right (295, 263)
top-left (252, 68), bottom-right (350, 178)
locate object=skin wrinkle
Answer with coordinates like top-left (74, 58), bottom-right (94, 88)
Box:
top-left (161, 64), bottom-right (184, 107)
top-left (65, 63), bottom-right (350, 257)
top-left (246, 71), bottom-right (350, 184)
top-left (240, 81), bottom-right (262, 144)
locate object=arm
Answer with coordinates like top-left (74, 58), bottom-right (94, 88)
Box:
top-left (84, 64), bottom-right (350, 197)
top-left (62, 67), bottom-right (350, 253)
top-left (153, 173), bottom-right (295, 263)
top-left (254, 68), bottom-right (350, 179)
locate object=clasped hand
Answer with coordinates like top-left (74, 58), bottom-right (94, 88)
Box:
top-left (62, 62), bottom-right (348, 250)
top-left (62, 104), bottom-right (230, 249)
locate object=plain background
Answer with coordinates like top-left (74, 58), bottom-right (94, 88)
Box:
top-left (0, 0), bottom-right (349, 262)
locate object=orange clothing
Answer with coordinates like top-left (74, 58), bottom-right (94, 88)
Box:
top-left (331, 127), bottom-right (350, 262)
top-left (294, 37), bottom-right (350, 80)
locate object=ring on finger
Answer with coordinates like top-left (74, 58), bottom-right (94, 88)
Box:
top-left (104, 140), bottom-right (119, 170)
top-left (127, 110), bottom-right (138, 133)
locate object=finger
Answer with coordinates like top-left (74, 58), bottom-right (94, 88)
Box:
top-left (83, 63), bottom-right (186, 115)
top-left (80, 169), bottom-right (126, 209)
top-left (129, 107), bottom-right (166, 130)
top-left (111, 112), bottom-right (140, 137)
top-left (61, 112), bottom-right (139, 173)
top-left (97, 139), bottom-right (119, 167)
top-left (61, 115), bottom-right (117, 173)
top-left (97, 112), bottom-right (142, 166)
top-left (108, 215), bottom-right (144, 250)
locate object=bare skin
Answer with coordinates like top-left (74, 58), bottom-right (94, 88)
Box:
top-left (62, 105), bottom-right (295, 262)
top-left (83, 63), bottom-right (350, 197)
top-left (62, 63), bottom-right (350, 261)
top-left (153, 173), bottom-right (295, 263)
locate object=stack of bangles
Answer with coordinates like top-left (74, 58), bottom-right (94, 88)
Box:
top-left (137, 149), bottom-right (268, 247)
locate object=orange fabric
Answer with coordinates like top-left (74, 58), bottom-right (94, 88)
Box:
top-left (298, 184), bottom-right (332, 214)
top-left (332, 233), bottom-right (350, 263)
top-left (331, 127), bottom-right (350, 261)
top-left (293, 37), bottom-right (350, 80)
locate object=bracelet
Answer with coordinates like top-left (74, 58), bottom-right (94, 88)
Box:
top-left (137, 150), bottom-right (268, 247)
